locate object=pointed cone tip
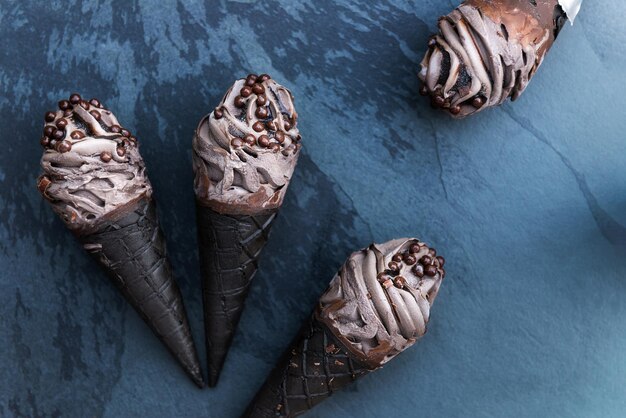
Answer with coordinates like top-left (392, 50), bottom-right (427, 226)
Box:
top-left (207, 364), bottom-right (223, 387)
top-left (197, 206), bottom-right (278, 389)
top-left (191, 370), bottom-right (206, 388)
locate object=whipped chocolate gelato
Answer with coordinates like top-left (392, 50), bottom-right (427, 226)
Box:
top-left (193, 73), bottom-right (301, 216)
top-left (418, 0), bottom-right (576, 117)
top-left (318, 238), bottom-right (444, 369)
top-left (38, 95), bottom-right (150, 233)
top-left (243, 238), bottom-right (445, 418)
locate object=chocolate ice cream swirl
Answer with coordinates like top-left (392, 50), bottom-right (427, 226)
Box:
top-left (317, 238), bottom-right (445, 369)
top-left (38, 94), bottom-right (151, 234)
top-left (418, 0), bottom-right (569, 118)
top-left (193, 74), bottom-right (301, 216)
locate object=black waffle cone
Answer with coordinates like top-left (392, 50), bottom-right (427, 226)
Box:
top-left (196, 202), bottom-right (277, 387)
top-left (78, 198), bottom-right (204, 388)
top-left (242, 313), bottom-right (372, 418)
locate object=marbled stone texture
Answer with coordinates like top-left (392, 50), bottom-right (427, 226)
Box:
top-left (1, 1), bottom-right (625, 417)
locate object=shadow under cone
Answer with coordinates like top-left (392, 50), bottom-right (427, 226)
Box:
top-left (79, 198), bottom-right (204, 388)
top-left (196, 202), bottom-right (277, 387)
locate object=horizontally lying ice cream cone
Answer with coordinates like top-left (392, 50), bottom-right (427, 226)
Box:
top-left (243, 238), bottom-right (446, 417)
top-left (192, 74), bottom-right (302, 386)
top-left (37, 94), bottom-right (204, 387)
top-left (418, 0), bottom-right (582, 117)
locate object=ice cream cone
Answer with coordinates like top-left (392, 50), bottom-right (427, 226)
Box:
top-left (243, 238), bottom-right (446, 417)
top-left (192, 73), bottom-right (301, 386)
top-left (37, 93), bottom-right (204, 387)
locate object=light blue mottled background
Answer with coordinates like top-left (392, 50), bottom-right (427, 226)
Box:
top-left (1, 1), bottom-right (625, 417)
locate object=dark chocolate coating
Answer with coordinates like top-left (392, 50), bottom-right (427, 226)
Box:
top-left (79, 198), bottom-right (204, 387)
top-left (242, 313), bottom-right (371, 418)
top-left (196, 203), bottom-right (277, 386)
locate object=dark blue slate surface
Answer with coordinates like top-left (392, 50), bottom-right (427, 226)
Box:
top-left (1, 1), bottom-right (625, 417)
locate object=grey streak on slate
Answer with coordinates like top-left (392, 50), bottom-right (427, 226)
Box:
top-left (1, 1), bottom-right (626, 417)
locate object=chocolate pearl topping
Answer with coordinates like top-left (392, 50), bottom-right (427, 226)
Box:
top-left (252, 121), bottom-right (265, 132)
top-left (377, 272), bottom-right (392, 283)
top-left (265, 120), bottom-right (277, 131)
top-left (244, 134), bottom-right (256, 146)
top-left (53, 129), bottom-right (65, 140)
top-left (213, 75), bottom-right (299, 154)
top-left (58, 141), bottom-right (72, 153)
top-left (374, 240), bottom-right (445, 298)
top-left (256, 107), bottom-right (268, 119)
top-left (240, 86), bottom-right (252, 98)
top-left (69, 93), bottom-right (81, 105)
top-left (70, 130), bottom-right (85, 139)
top-left (257, 135), bottom-right (270, 147)
top-left (413, 264), bottom-right (425, 278)
top-left (394, 276), bottom-right (407, 289)
top-left (245, 74), bottom-right (258, 86)
top-left (432, 95), bottom-right (445, 107)
top-left (100, 151), bottom-right (112, 162)
top-left (403, 254), bottom-right (416, 265)
top-left (234, 96), bottom-right (245, 108)
top-left (40, 93), bottom-right (138, 152)
top-left (252, 83), bottom-right (265, 95)
top-left (472, 96), bottom-right (485, 108)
